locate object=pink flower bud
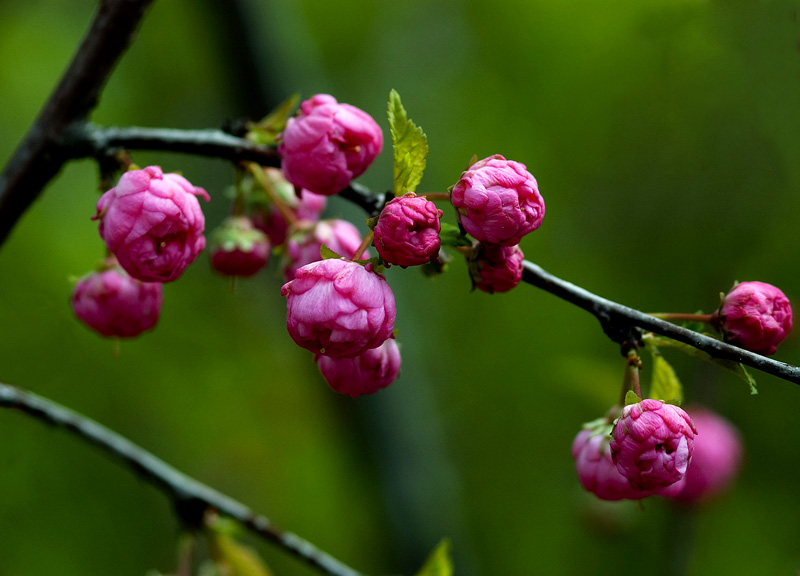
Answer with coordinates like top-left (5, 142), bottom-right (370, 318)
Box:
top-left (278, 94), bottom-right (383, 196)
top-left (374, 193), bottom-right (442, 267)
top-left (450, 154), bottom-right (544, 246)
top-left (610, 399), bottom-right (696, 490)
top-left (572, 427), bottom-right (655, 501)
top-left (282, 219), bottom-right (369, 282)
top-left (281, 259), bottom-right (396, 358)
top-left (712, 281), bottom-right (792, 356)
top-left (210, 216), bottom-right (270, 277)
top-left (316, 338), bottom-right (401, 397)
top-left (667, 406), bottom-right (743, 504)
top-left (71, 267), bottom-right (162, 338)
top-left (252, 168), bottom-right (327, 245)
top-left (467, 243), bottom-right (524, 293)
top-left (93, 166), bottom-right (210, 283)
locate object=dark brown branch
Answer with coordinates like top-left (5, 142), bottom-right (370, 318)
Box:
top-left (0, 0), bottom-right (154, 248)
top-left (0, 382), bottom-right (368, 576)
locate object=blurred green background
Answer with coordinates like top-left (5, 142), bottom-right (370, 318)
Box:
top-left (1, 0), bottom-right (800, 574)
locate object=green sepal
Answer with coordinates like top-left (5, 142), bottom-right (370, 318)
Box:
top-left (647, 348), bottom-right (684, 405)
top-left (624, 390), bottom-right (642, 406)
top-left (644, 334), bottom-right (758, 395)
top-left (387, 89), bottom-right (428, 194)
top-left (205, 516), bottom-right (274, 576)
top-left (246, 93), bottom-right (300, 146)
top-left (415, 538), bottom-right (454, 576)
top-left (320, 244), bottom-right (343, 260)
top-left (439, 222), bottom-right (472, 248)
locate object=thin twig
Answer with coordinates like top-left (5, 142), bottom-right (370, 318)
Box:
top-left (0, 382), bottom-right (368, 576)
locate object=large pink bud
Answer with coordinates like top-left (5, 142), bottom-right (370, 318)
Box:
top-left (71, 267), bottom-right (163, 338)
top-left (572, 427), bottom-right (655, 501)
top-left (316, 338), bottom-right (401, 397)
top-left (282, 219), bottom-right (369, 282)
top-left (450, 154), bottom-right (544, 246)
top-left (374, 193), bottom-right (442, 267)
top-left (281, 259), bottom-right (396, 358)
top-left (610, 399), bottom-right (696, 490)
top-left (668, 406), bottom-right (743, 504)
top-left (93, 166), bottom-right (210, 283)
top-left (467, 243), bottom-right (524, 294)
top-left (278, 94), bottom-right (383, 196)
top-left (712, 281), bottom-right (792, 356)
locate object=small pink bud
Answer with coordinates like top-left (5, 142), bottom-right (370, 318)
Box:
top-left (667, 406), bottom-right (743, 504)
top-left (572, 427), bottom-right (655, 501)
top-left (712, 281), bottom-right (792, 356)
top-left (316, 338), bottom-right (401, 397)
top-left (281, 259), bottom-right (396, 358)
top-left (374, 193), bottom-right (442, 267)
top-left (210, 216), bottom-right (270, 277)
top-left (71, 267), bottom-right (162, 338)
top-left (278, 94), bottom-right (383, 196)
top-left (450, 154), bottom-right (544, 246)
top-left (282, 219), bottom-right (369, 282)
top-left (467, 243), bottom-right (524, 293)
top-left (93, 166), bottom-right (210, 283)
top-left (610, 399), bottom-right (696, 490)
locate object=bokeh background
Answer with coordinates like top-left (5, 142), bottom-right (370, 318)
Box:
top-left (1, 0), bottom-right (800, 574)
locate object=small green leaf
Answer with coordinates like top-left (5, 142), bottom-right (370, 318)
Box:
top-left (624, 390), bottom-right (641, 406)
top-left (387, 89), bottom-right (428, 194)
top-left (320, 244), bottom-right (343, 260)
top-left (648, 350), bottom-right (684, 404)
top-left (643, 334), bottom-right (758, 395)
top-left (439, 222), bottom-right (472, 248)
top-left (415, 539), bottom-right (453, 576)
top-left (246, 93), bottom-right (301, 146)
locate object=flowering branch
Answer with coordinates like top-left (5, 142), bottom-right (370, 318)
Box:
top-left (0, 382), bottom-right (368, 576)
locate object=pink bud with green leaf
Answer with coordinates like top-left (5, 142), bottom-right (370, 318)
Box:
top-left (282, 219), bottom-right (369, 282)
top-left (712, 280), bottom-right (792, 356)
top-left (281, 259), bottom-right (396, 358)
top-left (209, 216), bottom-right (270, 277)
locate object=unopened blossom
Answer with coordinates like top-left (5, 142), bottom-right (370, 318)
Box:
top-left (209, 216), bottom-right (270, 277)
top-left (279, 94), bottom-right (383, 196)
top-left (316, 338), bottom-right (401, 397)
top-left (572, 427), bottom-right (655, 501)
top-left (467, 243), bottom-right (524, 294)
top-left (450, 154), bottom-right (544, 246)
top-left (94, 166), bottom-right (209, 283)
top-left (71, 267), bottom-right (162, 338)
top-left (667, 406), bottom-right (743, 504)
top-left (610, 399), bottom-right (696, 490)
top-left (374, 193), bottom-right (442, 267)
top-left (281, 259), bottom-right (395, 358)
top-left (712, 281), bottom-right (792, 356)
top-left (282, 219), bottom-right (369, 282)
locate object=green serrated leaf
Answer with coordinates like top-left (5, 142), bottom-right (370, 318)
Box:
top-left (415, 539), bottom-right (453, 576)
top-left (439, 222), bottom-right (472, 248)
top-left (648, 350), bottom-right (684, 404)
top-left (246, 93), bottom-right (301, 146)
top-left (624, 390), bottom-right (641, 406)
top-left (643, 334), bottom-right (758, 395)
top-left (320, 244), bottom-right (344, 260)
top-left (387, 89), bottom-right (428, 194)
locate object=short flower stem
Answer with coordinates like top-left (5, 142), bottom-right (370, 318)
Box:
top-left (247, 162), bottom-right (298, 227)
top-left (620, 349), bottom-right (643, 405)
top-left (352, 231), bottom-right (374, 261)
top-left (421, 192), bottom-right (451, 202)
top-left (649, 313), bottom-right (714, 324)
